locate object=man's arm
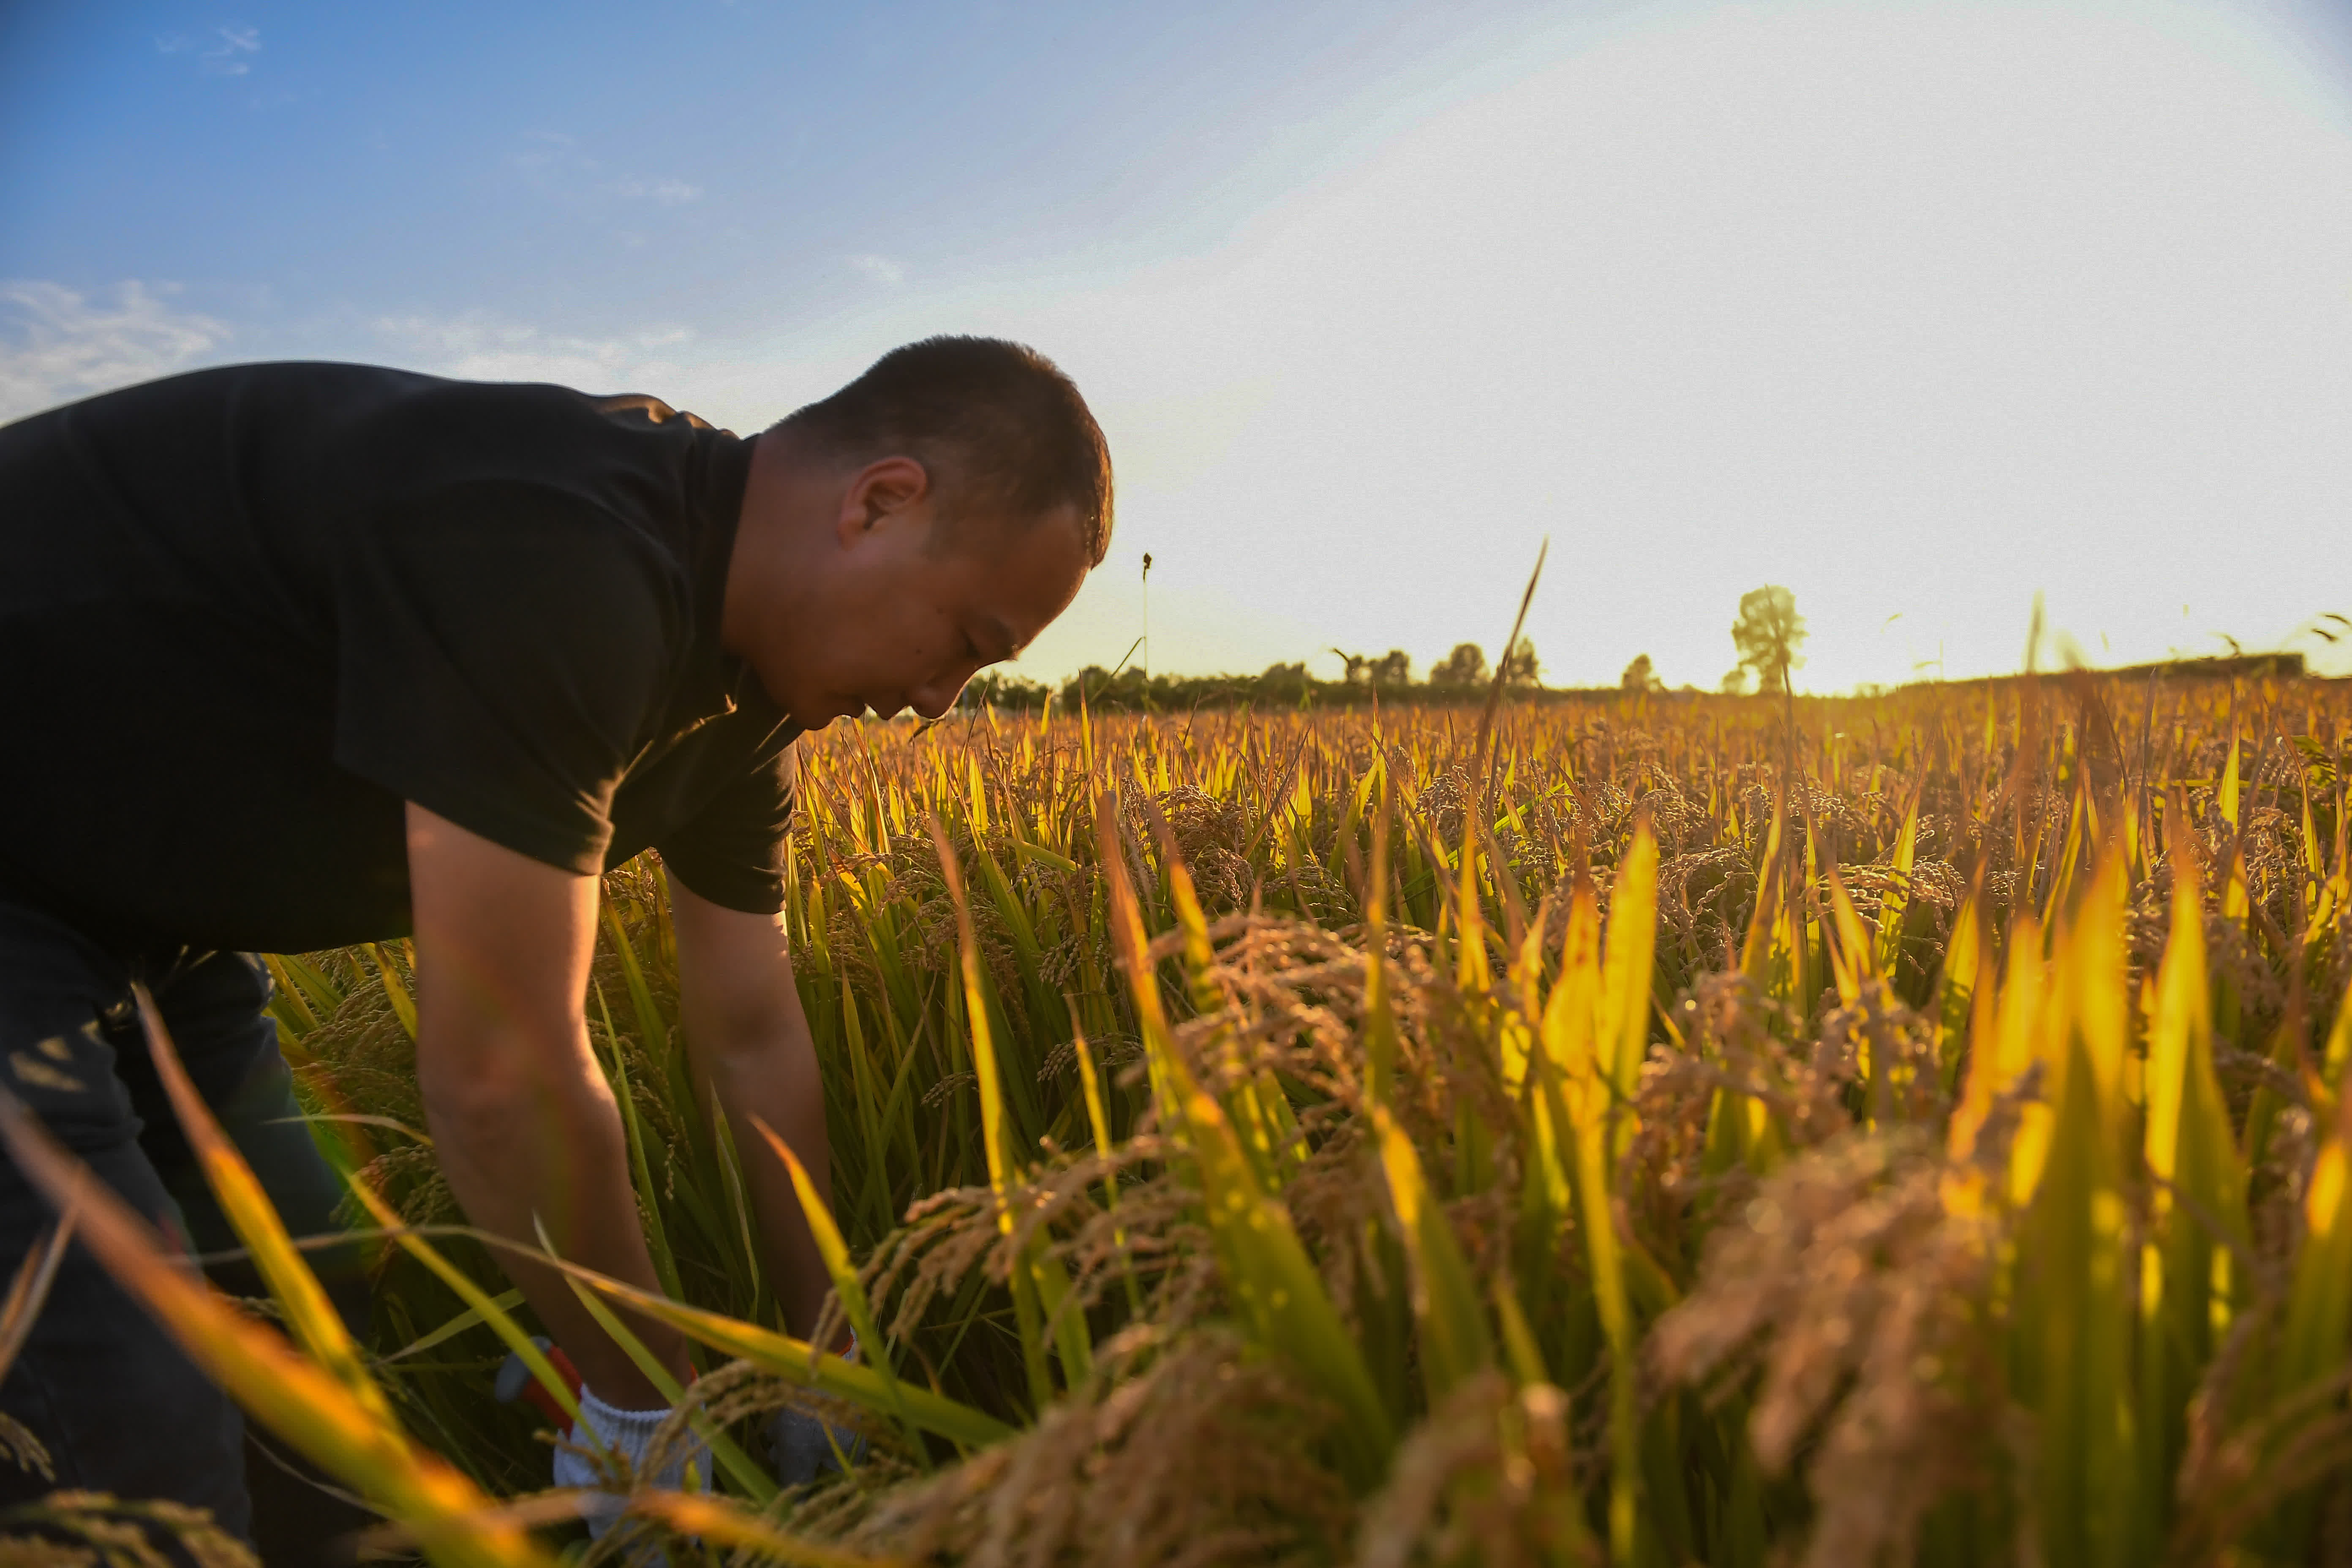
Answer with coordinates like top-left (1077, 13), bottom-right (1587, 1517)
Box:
top-left (406, 803), bottom-right (689, 1408)
top-left (666, 877), bottom-right (837, 1345)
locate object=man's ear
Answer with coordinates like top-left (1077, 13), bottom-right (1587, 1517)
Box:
top-left (836, 455), bottom-right (931, 544)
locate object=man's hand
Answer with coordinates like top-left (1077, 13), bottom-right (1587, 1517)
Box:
top-left (405, 803), bottom-right (688, 1408)
top-left (668, 879), bottom-right (838, 1344)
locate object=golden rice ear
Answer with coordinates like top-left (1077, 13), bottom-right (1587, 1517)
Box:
top-left (1097, 789), bottom-right (1397, 1487)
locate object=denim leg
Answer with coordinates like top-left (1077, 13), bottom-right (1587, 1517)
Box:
top-left (0, 902), bottom-right (250, 1534)
top-left (114, 950), bottom-right (372, 1337)
top-left (116, 947), bottom-right (378, 1564)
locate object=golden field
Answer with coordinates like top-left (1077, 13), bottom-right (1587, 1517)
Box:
top-left (8, 673), bottom-right (2352, 1566)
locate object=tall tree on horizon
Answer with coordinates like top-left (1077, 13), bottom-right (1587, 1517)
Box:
top-left (1429, 643), bottom-right (1488, 688)
top-left (1731, 585), bottom-right (1807, 696)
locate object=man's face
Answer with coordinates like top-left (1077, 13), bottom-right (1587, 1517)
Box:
top-left (753, 479), bottom-right (1089, 729)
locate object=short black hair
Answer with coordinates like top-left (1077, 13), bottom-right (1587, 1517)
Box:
top-left (778, 335), bottom-right (1113, 567)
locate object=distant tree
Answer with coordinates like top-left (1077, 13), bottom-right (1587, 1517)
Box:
top-left (959, 671), bottom-right (1053, 710)
top-left (1719, 667), bottom-right (1752, 695)
top-left (1063, 664), bottom-right (1141, 709)
top-left (1731, 585), bottom-right (1807, 696)
top-left (1502, 636), bottom-right (1541, 688)
top-left (1257, 661), bottom-right (1309, 701)
top-left (1620, 653), bottom-right (1663, 693)
top-left (1429, 643), bottom-right (1488, 688)
top-left (1372, 648), bottom-right (1412, 687)
top-left (1330, 648), bottom-right (1372, 686)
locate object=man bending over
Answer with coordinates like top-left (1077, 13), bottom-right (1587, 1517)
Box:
top-left (0, 337), bottom-right (1110, 1545)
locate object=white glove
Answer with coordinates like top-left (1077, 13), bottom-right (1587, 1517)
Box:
top-left (768, 1403), bottom-right (867, 1487)
top-left (552, 1385), bottom-right (710, 1539)
top-left (769, 1333), bottom-right (867, 1488)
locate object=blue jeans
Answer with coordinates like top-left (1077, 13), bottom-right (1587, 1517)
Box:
top-left (0, 895), bottom-right (368, 1544)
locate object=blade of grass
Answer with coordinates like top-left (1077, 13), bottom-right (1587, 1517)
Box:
top-left (708, 1081), bottom-right (766, 1318)
top-left (1537, 879), bottom-right (1639, 1566)
top-left (133, 982), bottom-right (397, 1429)
top-left (347, 1180), bottom-right (586, 1432)
top-left (929, 815), bottom-right (1092, 1399)
top-left (597, 983), bottom-right (686, 1306)
top-left (1473, 539), bottom-right (1549, 804)
top-left (267, 951), bottom-right (345, 1026)
top-left (1598, 819), bottom-right (1658, 1153)
top-left (543, 1218), bottom-right (775, 1505)
top-left (1874, 779), bottom-right (1923, 983)
top-left (749, 1116), bottom-right (929, 1467)
top-left (0, 1206), bottom-right (74, 1385)
top-left (378, 1287), bottom-right (528, 1366)
top-left (2139, 833), bottom-right (2247, 1544)
top-left (1067, 1003), bottom-right (1146, 1320)
top-left (623, 1491), bottom-right (907, 1567)
top-left (1371, 1102), bottom-right (1494, 1398)
top-left (432, 1230), bottom-right (1010, 1449)
top-left (602, 904), bottom-right (670, 1052)
top-left (362, 942), bottom-right (418, 1040)
top-left (0, 1085), bottom-right (558, 1568)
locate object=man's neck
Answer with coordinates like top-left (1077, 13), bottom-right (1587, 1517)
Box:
top-left (721, 429), bottom-right (804, 661)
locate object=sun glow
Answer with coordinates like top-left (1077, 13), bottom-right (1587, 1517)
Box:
top-left (963, 0), bottom-right (2352, 691)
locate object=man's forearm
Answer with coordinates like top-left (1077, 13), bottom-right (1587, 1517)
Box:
top-left (421, 1031), bottom-right (689, 1407)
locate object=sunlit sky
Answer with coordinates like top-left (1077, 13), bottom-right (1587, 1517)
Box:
top-left (5, 0), bottom-right (2349, 692)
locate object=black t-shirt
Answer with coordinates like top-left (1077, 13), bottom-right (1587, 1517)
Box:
top-left (0, 362), bottom-right (801, 956)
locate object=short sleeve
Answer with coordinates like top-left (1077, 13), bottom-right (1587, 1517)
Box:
top-left (331, 486), bottom-right (678, 874)
top-left (656, 732), bottom-right (798, 914)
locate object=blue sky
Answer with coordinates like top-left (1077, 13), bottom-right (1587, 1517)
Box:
top-left (6, 0), bottom-right (2351, 691)
top-left (2, 2), bottom-right (1548, 334)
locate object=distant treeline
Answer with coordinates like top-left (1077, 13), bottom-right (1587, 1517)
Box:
top-left (960, 668), bottom-right (1490, 714)
top-left (958, 648), bottom-right (2319, 715)
top-left (961, 640), bottom-right (1546, 713)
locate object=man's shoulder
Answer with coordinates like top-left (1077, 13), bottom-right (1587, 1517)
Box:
top-left (5, 361), bottom-right (634, 484)
top-left (40, 359), bottom-right (724, 457)
top-left (335, 371), bottom-right (742, 523)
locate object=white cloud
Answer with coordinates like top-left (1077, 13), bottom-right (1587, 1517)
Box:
top-left (848, 254), bottom-right (906, 286)
top-left (157, 24), bottom-right (260, 75)
top-left (203, 24), bottom-right (259, 74)
top-left (510, 130), bottom-right (576, 174)
top-left (611, 176), bottom-right (703, 206)
top-left (510, 132), bottom-right (705, 209)
top-left (0, 280), bottom-right (233, 423)
top-left (371, 312), bottom-right (697, 392)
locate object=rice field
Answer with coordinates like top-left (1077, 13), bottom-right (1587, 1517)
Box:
top-left (8, 672), bottom-right (2352, 1565)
